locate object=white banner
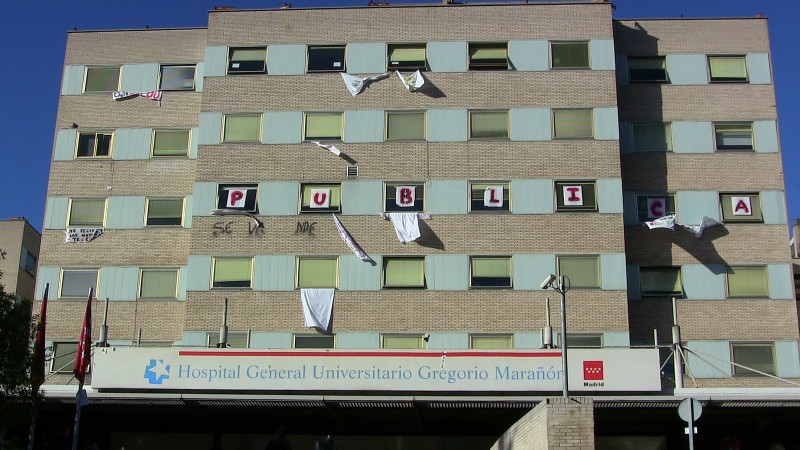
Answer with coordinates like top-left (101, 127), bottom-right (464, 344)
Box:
top-left (484, 186), bottom-right (504, 207)
top-left (91, 347), bottom-right (660, 393)
top-left (64, 227), bottom-right (104, 243)
top-left (309, 189), bottom-right (331, 208)
top-left (731, 196), bottom-right (752, 215)
top-left (562, 186), bottom-right (583, 206)
top-left (395, 186), bottom-right (416, 207)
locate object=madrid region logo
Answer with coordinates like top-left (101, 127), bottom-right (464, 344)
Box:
top-left (144, 359), bottom-right (171, 385)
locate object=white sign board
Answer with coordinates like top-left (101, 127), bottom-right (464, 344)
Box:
top-left (91, 348), bottom-right (661, 393)
top-left (65, 227), bottom-right (104, 243)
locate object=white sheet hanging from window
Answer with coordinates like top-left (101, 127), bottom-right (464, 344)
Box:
top-left (396, 70), bottom-right (424, 92)
top-left (385, 213), bottom-right (421, 243)
top-left (300, 288), bottom-right (335, 333)
top-left (340, 72), bottom-right (389, 97)
top-left (332, 214), bottom-right (371, 262)
top-left (680, 216), bottom-right (721, 238)
top-left (112, 90), bottom-right (163, 102)
top-left (310, 141), bottom-right (341, 156)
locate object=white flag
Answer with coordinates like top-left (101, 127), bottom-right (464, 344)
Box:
top-left (396, 70), bottom-right (424, 92)
top-left (680, 216), bottom-right (722, 238)
top-left (340, 72), bottom-right (388, 96)
top-left (645, 214), bottom-right (676, 230)
top-left (332, 214), bottom-right (370, 261)
top-left (310, 141), bottom-right (341, 156)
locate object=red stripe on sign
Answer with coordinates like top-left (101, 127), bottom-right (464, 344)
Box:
top-left (178, 350), bottom-right (561, 358)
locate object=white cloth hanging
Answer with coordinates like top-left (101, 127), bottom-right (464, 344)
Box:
top-left (386, 213), bottom-right (421, 243)
top-left (340, 72), bottom-right (388, 96)
top-left (300, 288), bottom-right (335, 332)
top-left (396, 70), bottom-right (424, 92)
top-left (333, 214), bottom-right (371, 261)
top-left (310, 141), bottom-right (341, 156)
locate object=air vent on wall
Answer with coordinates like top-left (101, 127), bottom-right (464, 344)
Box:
top-left (346, 166), bottom-right (359, 178)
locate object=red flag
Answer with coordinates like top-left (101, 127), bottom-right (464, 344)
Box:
top-left (31, 283), bottom-right (49, 392)
top-left (73, 288), bottom-right (93, 384)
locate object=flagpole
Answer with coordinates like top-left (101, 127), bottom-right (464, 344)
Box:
top-left (71, 288), bottom-right (93, 450)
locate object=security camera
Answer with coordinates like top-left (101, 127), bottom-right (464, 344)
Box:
top-left (540, 274), bottom-right (557, 290)
top-left (423, 333), bottom-right (430, 342)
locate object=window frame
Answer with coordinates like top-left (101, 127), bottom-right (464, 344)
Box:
top-left (296, 256), bottom-right (339, 289)
top-left (387, 43), bottom-right (427, 71)
top-left (83, 65), bottom-right (121, 93)
top-left (468, 42), bottom-right (509, 71)
top-left (307, 45), bottom-right (347, 73)
top-left (470, 334), bottom-right (513, 349)
top-left (550, 41), bottom-right (590, 69)
top-left (731, 343), bottom-right (775, 376)
top-left (469, 110), bottom-right (509, 140)
top-left (67, 198), bottom-right (107, 227)
top-left (138, 268), bottom-right (179, 300)
top-left (381, 334), bottom-right (424, 349)
top-left (469, 256), bottom-right (513, 289)
top-left (639, 266), bottom-right (684, 298)
top-left (217, 184), bottom-right (259, 214)
top-left (708, 55), bottom-right (748, 83)
top-left (222, 113), bottom-right (262, 143)
top-left (76, 131), bottom-right (114, 158)
top-left (720, 193), bottom-right (762, 223)
top-left (714, 122), bottom-right (754, 151)
top-left (557, 255), bottom-right (600, 289)
top-left (227, 47), bottom-right (267, 74)
top-left (726, 266), bottom-right (769, 299)
top-left (304, 112), bottom-right (343, 141)
top-left (386, 111), bottom-right (426, 141)
top-left (211, 257), bottom-right (253, 289)
top-left (565, 333), bottom-right (603, 348)
top-left (294, 334), bottom-right (335, 349)
top-left (145, 197), bottom-right (185, 226)
top-left (158, 64), bottom-right (197, 91)
top-left (554, 181), bottom-right (597, 212)
top-left (552, 108), bottom-right (594, 139)
top-left (627, 56), bottom-right (669, 83)
top-left (632, 123), bottom-right (673, 152)
top-left (382, 256), bottom-right (426, 289)
top-left (469, 181), bottom-right (510, 212)
top-left (299, 183), bottom-right (342, 213)
top-left (60, 268), bottom-right (99, 299)
top-left (151, 129), bottom-right (191, 157)
top-left (51, 341), bottom-right (90, 374)
top-left (636, 193), bottom-right (676, 222)
top-left (384, 182), bottom-right (425, 212)
top-left (206, 331), bottom-right (249, 348)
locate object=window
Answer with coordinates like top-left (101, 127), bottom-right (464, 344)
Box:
top-left (708, 56), bottom-right (747, 82)
top-left (558, 256), bottom-right (600, 288)
top-left (636, 194), bottom-right (676, 222)
top-left (388, 44), bottom-right (427, 71)
top-left (720, 193), bottom-right (762, 223)
top-left (468, 42), bottom-right (508, 70)
top-left (633, 123), bottom-right (672, 152)
top-left (555, 181), bottom-right (597, 212)
top-left (628, 57), bottom-right (668, 82)
top-left (137, 341), bottom-right (175, 347)
top-left (139, 268), bottom-right (178, 299)
top-left (152, 129), bottom-right (190, 157)
top-left (217, 184), bottom-right (259, 213)
top-left (22, 251), bottom-right (37, 275)
top-left (223, 114), bottom-right (261, 142)
top-left (294, 334), bottom-right (335, 349)
top-left (297, 257), bottom-right (338, 289)
top-left (146, 198), bottom-right (184, 226)
top-left (732, 343), bottom-right (774, 376)
top-left (386, 111), bottom-right (425, 141)
top-left (207, 331), bottom-right (248, 348)
top-left (60, 269), bottom-right (98, 298)
top-left (300, 183), bottom-right (341, 213)
top-left (715, 123), bottom-right (753, 150)
top-left (84, 66), bottom-right (120, 92)
top-left (228, 47), bottom-right (267, 74)
top-left (550, 42), bottom-right (589, 69)
top-left (76, 131), bottom-right (112, 158)
top-left (385, 182), bottom-right (424, 212)
top-left (212, 257), bottom-right (253, 288)
top-left (470, 182), bottom-right (510, 212)
top-left (553, 109), bottom-right (593, 139)
top-left (307, 46), bottom-right (346, 72)
top-left (68, 198), bottom-right (106, 226)
top-left (383, 257), bottom-right (425, 289)
top-left (471, 335), bottom-right (512, 349)
top-left (304, 112), bottom-right (342, 141)
top-left (469, 110), bottom-right (508, 139)
top-left (566, 334), bottom-right (602, 348)
top-left (52, 342), bottom-right (87, 373)
top-left (382, 334), bottom-right (423, 349)
top-left (470, 257), bottom-right (512, 288)
top-left (159, 64), bottom-right (196, 90)
top-left (726, 266), bottom-right (768, 298)
top-left (640, 267), bottom-right (683, 298)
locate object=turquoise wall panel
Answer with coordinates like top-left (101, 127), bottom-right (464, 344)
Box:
top-left (106, 196), bottom-right (145, 229)
top-left (203, 46), bottom-right (228, 77)
top-left (508, 40), bottom-right (548, 71)
top-left (339, 254), bottom-right (381, 291)
top-left (198, 112), bottom-right (222, 145)
top-left (178, 266), bottom-right (188, 300)
top-left (181, 331), bottom-right (208, 347)
top-left (427, 333), bottom-right (469, 349)
top-left (622, 191), bottom-right (637, 225)
top-left (672, 121), bottom-right (713, 153)
top-left (266, 44), bottom-right (306, 75)
top-left (597, 178), bottom-right (623, 214)
top-left (513, 254), bottom-right (556, 290)
top-left (337, 332), bottom-right (380, 349)
top-left (746, 53), bottom-right (772, 84)
top-left (665, 54), bottom-right (708, 85)
top-left (258, 181), bottom-right (299, 216)
top-left (61, 65), bottom-right (85, 95)
top-left (253, 255), bottom-right (295, 291)
top-left (686, 340), bottom-right (731, 378)
top-left (120, 63), bottom-right (159, 92)
top-left (426, 254), bottom-right (468, 291)
top-left (98, 266), bottom-right (139, 301)
top-left (514, 332), bottom-right (543, 349)
top-left (775, 341), bottom-right (800, 377)
top-left (589, 39), bottom-right (615, 70)
top-left (510, 108), bottom-right (551, 141)
top-left (249, 332), bottom-right (293, 349)
top-left (342, 180), bottom-right (383, 215)
top-left (44, 197), bottom-right (68, 230)
top-left (603, 332), bottom-right (630, 347)
top-left (754, 120), bottom-right (779, 153)
top-left (511, 179), bottom-right (553, 214)
top-left (427, 180), bottom-right (468, 214)
top-left (676, 191), bottom-right (720, 224)
top-left (195, 62), bottom-right (204, 92)
top-left (114, 128), bottom-right (152, 160)
top-left (594, 107), bottom-right (619, 140)
top-left (183, 196), bottom-right (194, 228)
top-left (427, 41), bottom-right (468, 72)
top-left (626, 265), bottom-right (641, 299)
top-left (346, 43), bottom-right (387, 74)
top-left (615, 55), bottom-right (629, 85)
top-left (618, 122), bottom-right (633, 153)
top-left (187, 255), bottom-right (212, 291)
top-left (190, 127), bottom-right (200, 159)
top-left (192, 182), bottom-right (217, 217)
top-left (600, 253), bottom-right (627, 290)
top-left (36, 267), bottom-right (60, 301)
top-left (344, 110), bottom-right (385, 143)
top-left (761, 190), bottom-right (786, 225)
top-left (427, 109), bottom-right (468, 142)
top-left (262, 111), bottom-right (303, 144)
top-left (767, 264), bottom-right (794, 300)
top-left (682, 264), bottom-right (726, 300)
top-left (54, 129), bottom-right (77, 161)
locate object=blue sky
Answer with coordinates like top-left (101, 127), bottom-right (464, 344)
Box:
top-left (1, 0), bottom-right (797, 233)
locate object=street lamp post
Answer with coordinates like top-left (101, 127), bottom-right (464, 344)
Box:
top-left (542, 274), bottom-right (570, 398)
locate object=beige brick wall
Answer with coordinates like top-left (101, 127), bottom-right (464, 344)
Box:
top-left (0, 219), bottom-right (40, 300)
top-left (47, 160), bottom-right (197, 197)
top-left (614, 19), bottom-right (770, 55)
top-left (56, 94), bottom-right (201, 129)
top-left (64, 28), bottom-right (207, 65)
top-left (39, 229), bottom-right (190, 266)
top-left (491, 397), bottom-right (595, 450)
top-left (617, 85), bottom-right (776, 122)
top-left (683, 377), bottom-right (800, 388)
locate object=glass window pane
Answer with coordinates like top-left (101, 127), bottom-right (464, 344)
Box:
top-left (308, 46), bottom-right (346, 72)
top-left (384, 258), bottom-right (425, 288)
top-left (213, 258), bottom-right (252, 288)
top-left (727, 267), bottom-right (768, 298)
top-left (387, 112), bottom-right (425, 140)
top-left (85, 67), bottom-right (120, 92)
top-left (709, 56), bottom-right (747, 81)
top-left (720, 194), bottom-right (762, 222)
top-left (160, 65), bottom-right (196, 90)
top-left (231, 48), bottom-right (266, 62)
top-left (636, 195), bottom-right (676, 222)
top-left (228, 48), bottom-right (267, 73)
top-left (224, 115), bottom-right (260, 142)
top-left (69, 199), bottom-right (105, 226)
top-left (555, 182), bottom-right (597, 211)
top-left (298, 258), bottom-right (338, 288)
top-left (300, 184), bottom-right (341, 212)
top-left (470, 182), bottom-right (510, 212)
top-left (52, 342), bottom-right (78, 373)
top-left (140, 269), bottom-right (178, 298)
top-left (383, 335), bottom-right (422, 349)
top-left (566, 334), bottom-right (602, 348)
top-left (471, 335), bottom-right (512, 349)
top-left (471, 257), bottom-right (511, 288)
top-left (384, 183), bottom-right (424, 212)
top-left (553, 109), bottom-right (592, 138)
top-left (207, 332), bottom-right (248, 348)
top-left (470, 111), bottom-right (508, 139)
top-left (305, 113), bottom-right (342, 140)
top-left (628, 57), bottom-right (668, 82)
top-left (61, 270), bottom-right (98, 298)
top-left (153, 130), bottom-right (190, 156)
top-left (469, 43), bottom-right (508, 70)
top-left (551, 42), bottom-right (589, 69)
top-left (559, 256), bottom-right (599, 288)
top-left (295, 335), bottom-right (335, 349)
top-left (715, 123), bottom-right (753, 150)
top-left (640, 267), bottom-right (682, 297)
top-left (633, 124), bottom-right (672, 151)
top-left (388, 44), bottom-right (426, 70)
top-left (733, 344), bottom-right (774, 375)
top-left (146, 198), bottom-right (183, 226)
